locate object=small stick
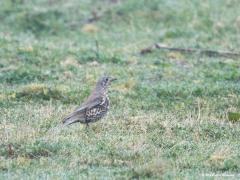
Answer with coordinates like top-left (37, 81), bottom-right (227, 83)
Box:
top-left (140, 43), bottom-right (240, 59)
top-left (95, 40), bottom-right (100, 60)
top-left (7, 144), bottom-right (14, 157)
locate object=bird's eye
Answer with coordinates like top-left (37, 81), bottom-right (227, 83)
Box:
top-left (106, 78), bottom-right (109, 81)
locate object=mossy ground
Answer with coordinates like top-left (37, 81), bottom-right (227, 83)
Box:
top-left (0, 0), bottom-right (240, 179)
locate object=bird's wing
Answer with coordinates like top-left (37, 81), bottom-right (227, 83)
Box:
top-left (62, 97), bottom-right (103, 126)
top-left (62, 107), bottom-right (86, 125)
top-left (77, 96), bottom-right (103, 110)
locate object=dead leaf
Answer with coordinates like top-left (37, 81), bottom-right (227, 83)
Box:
top-left (18, 45), bottom-right (33, 52)
top-left (82, 24), bottom-right (99, 33)
top-left (7, 144), bottom-right (14, 157)
top-left (167, 52), bottom-right (184, 60)
top-left (140, 46), bottom-right (154, 55)
top-left (61, 56), bottom-right (79, 67)
top-left (88, 61), bottom-right (99, 66)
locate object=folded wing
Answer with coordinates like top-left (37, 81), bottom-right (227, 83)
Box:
top-left (62, 97), bottom-right (103, 126)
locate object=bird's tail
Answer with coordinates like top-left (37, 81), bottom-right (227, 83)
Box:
top-left (62, 111), bottom-right (85, 126)
top-left (62, 107), bottom-right (86, 126)
top-left (62, 116), bottom-right (79, 126)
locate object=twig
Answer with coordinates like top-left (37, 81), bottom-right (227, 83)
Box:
top-left (95, 40), bottom-right (100, 60)
top-left (140, 43), bottom-right (240, 59)
top-left (7, 144), bottom-right (14, 157)
top-left (87, 10), bottom-right (103, 23)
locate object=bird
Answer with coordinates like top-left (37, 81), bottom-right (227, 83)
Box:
top-left (62, 76), bottom-right (116, 126)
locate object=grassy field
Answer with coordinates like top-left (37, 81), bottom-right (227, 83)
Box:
top-left (0, 0), bottom-right (240, 179)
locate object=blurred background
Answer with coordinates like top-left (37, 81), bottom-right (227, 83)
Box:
top-left (0, 0), bottom-right (240, 179)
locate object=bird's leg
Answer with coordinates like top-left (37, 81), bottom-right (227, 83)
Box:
top-left (84, 123), bottom-right (89, 133)
top-left (85, 123), bottom-right (95, 137)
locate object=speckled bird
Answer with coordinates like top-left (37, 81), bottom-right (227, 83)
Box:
top-left (62, 76), bottom-right (116, 126)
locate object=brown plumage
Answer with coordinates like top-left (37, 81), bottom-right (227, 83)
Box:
top-left (62, 76), bottom-right (116, 126)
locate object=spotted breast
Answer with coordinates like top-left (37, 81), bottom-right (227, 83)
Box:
top-left (85, 96), bottom-right (109, 123)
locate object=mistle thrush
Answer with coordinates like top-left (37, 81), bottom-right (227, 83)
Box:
top-left (62, 76), bottom-right (116, 126)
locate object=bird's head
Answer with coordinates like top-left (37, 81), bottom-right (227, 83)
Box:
top-left (96, 76), bottom-right (117, 90)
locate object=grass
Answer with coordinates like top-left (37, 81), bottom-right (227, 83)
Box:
top-left (0, 0), bottom-right (240, 179)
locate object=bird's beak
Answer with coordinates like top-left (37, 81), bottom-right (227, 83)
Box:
top-left (110, 77), bottom-right (117, 82)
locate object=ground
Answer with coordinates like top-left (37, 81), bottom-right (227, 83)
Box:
top-left (0, 0), bottom-right (240, 179)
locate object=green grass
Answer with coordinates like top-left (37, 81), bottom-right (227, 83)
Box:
top-left (0, 0), bottom-right (240, 179)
